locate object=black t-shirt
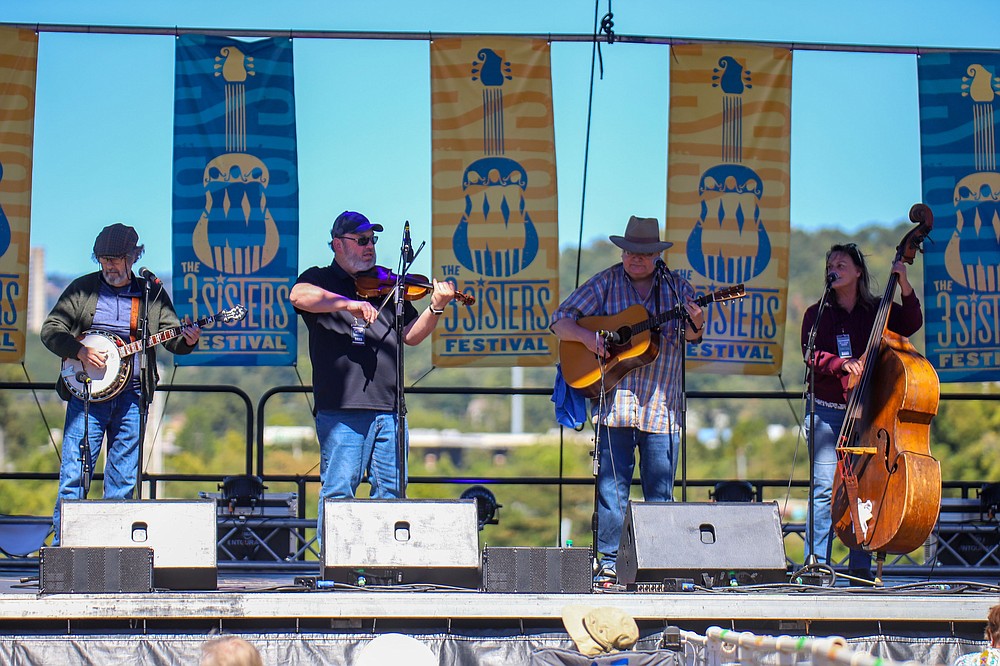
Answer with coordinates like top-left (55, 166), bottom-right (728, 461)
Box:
top-left (294, 262), bottom-right (419, 413)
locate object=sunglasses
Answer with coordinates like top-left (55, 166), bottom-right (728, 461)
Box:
top-left (337, 235), bottom-right (378, 247)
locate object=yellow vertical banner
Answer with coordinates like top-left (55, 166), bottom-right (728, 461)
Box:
top-left (430, 38), bottom-right (559, 367)
top-left (0, 28), bottom-right (37, 363)
top-left (667, 45), bottom-right (791, 375)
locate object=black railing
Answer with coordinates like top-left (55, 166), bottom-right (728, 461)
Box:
top-left (1, 381), bottom-right (998, 573)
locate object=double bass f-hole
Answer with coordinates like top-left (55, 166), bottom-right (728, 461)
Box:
top-left (877, 429), bottom-right (897, 474)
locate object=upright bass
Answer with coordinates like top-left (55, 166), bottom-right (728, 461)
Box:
top-left (830, 203), bottom-right (941, 577)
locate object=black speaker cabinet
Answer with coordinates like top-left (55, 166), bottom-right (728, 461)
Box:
top-left (483, 546), bottom-right (592, 593)
top-left (60, 499), bottom-right (218, 590)
top-left (40, 546), bottom-right (153, 593)
top-left (322, 499), bottom-right (481, 588)
top-left (617, 501), bottom-right (787, 587)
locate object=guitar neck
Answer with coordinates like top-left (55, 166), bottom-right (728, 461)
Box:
top-left (631, 308), bottom-right (685, 336)
top-left (630, 291), bottom-right (724, 335)
top-left (118, 314), bottom-right (216, 358)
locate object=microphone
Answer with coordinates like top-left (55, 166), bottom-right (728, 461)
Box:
top-left (826, 272), bottom-right (839, 287)
top-left (139, 267), bottom-right (161, 286)
top-left (402, 221), bottom-right (414, 263)
top-left (597, 329), bottom-right (622, 345)
top-left (75, 371), bottom-right (91, 383)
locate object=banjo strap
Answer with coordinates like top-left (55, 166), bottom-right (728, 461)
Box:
top-left (129, 295), bottom-right (140, 343)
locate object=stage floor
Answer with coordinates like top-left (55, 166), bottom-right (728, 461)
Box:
top-left (1, 565), bottom-right (997, 635)
top-left (0, 565), bottom-right (996, 665)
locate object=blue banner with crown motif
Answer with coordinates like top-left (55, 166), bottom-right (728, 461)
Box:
top-left (172, 35), bottom-right (298, 366)
top-left (918, 52), bottom-right (1000, 382)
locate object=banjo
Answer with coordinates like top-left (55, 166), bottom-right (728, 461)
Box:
top-left (60, 305), bottom-right (248, 402)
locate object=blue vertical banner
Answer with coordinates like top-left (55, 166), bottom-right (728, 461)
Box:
top-left (918, 52), bottom-right (1000, 382)
top-left (172, 35), bottom-right (298, 366)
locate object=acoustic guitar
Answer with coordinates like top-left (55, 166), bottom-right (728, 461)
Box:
top-left (60, 305), bottom-right (247, 402)
top-left (558, 285), bottom-right (744, 398)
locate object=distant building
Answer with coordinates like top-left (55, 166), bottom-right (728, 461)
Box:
top-left (27, 247), bottom-right (46, 332)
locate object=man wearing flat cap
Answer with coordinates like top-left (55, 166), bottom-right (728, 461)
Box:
top-left (291, 211), bottom-right (455, 534)
top-left (41, 223), bottom-right (201, 543)
top-left (551, 216), bottom-right (704, 585)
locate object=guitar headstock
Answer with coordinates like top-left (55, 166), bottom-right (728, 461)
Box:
top-left (220, 305), bottom-right (248, 323)
top-left (471, 48), bottom-right (512, 87)
top-left (698, 284), bottom-right (746, 306)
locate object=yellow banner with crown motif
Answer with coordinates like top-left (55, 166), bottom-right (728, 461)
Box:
top-left (0, 28), bottom-right (37, 364)
top-left (666, 44), bottom-right (791, 376)
top-left (430, 37), bottom-right (559, 367)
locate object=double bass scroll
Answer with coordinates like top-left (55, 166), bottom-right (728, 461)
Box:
top-left (830, 203), bottom-right (942, 558)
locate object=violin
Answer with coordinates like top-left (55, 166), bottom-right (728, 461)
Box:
top-left (355, 265), bottom-right (476, 306)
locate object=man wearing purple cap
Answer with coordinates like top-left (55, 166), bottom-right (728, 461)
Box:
top-left (291, 211), bottom-right (456, 534)
top-left (551, 216), bottom-right (705, 584)
top-left (41, 223), bottom-right (201, 543)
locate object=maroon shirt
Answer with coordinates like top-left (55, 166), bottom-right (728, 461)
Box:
top-left (800, 291), bottom-right (923, 404)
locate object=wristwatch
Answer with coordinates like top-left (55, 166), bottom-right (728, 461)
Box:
top-left (428, 305), bottom-right (445, 315)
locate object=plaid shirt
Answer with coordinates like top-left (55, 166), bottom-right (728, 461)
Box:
top-left (552, 263), bottom-right (695, 434)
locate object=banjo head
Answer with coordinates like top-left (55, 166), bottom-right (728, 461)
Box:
top-left (61, 330), bottom-right (131, 402)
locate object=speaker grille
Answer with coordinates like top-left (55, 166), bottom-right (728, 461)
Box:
top-left (40, 547), bottom-right (153, 593)
top-left (484, 547), bottom-right (592, 593)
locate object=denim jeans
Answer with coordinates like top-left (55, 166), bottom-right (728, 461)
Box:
top-left (314, 409), bottom-right (405, 538)
top-left (52, 390), bottom-right (141, 545)
top-left (804, 403), bottom-right (872, 571)
top-left (596, 426), bottom-right (678, 567)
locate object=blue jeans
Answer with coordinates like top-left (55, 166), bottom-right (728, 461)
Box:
top-left (804, 404), bottom-right (872, 571)
top-left (52, 391), bottom-right (141, 545)
top-left (596, 426), bottom-right (678, 567)
top-left (315, 409), bottom-right (405, 538)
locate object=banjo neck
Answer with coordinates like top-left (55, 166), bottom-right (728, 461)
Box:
top-left (116, 325), bottom-right (188, 359)
top-left (112, 308), bottom-right (239, 357)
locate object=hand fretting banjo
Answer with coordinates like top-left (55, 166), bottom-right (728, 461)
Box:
top-left (60, 305), bottom-right (247, 402)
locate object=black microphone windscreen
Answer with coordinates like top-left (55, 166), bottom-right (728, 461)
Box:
top-left (140, 267), bottom-right (162, 285)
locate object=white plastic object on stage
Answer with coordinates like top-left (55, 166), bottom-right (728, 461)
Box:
top-left (322, 499), bottom-right (481, 588)
top-left (60, 499), bottom-right (218, 590)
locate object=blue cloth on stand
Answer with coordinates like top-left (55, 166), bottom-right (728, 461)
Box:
top-left (552, 364), bottom-right (588, 430)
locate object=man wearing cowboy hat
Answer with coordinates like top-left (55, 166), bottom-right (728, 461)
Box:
top-left (551, 216), bottom-right (704, 584)
top-left (41, 223), bottom-right (201, 544)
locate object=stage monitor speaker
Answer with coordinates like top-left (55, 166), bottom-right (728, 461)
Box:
top-left (483, 546), bottom-right (592, 593)
top-left (39, 546), bottom-right (153, 593)
top-left (60, 499), bottom-right (217, 590)
top-left (617, 501), bottom-right (787, 588)
top-left (322, 499), bottom-right (481, 588)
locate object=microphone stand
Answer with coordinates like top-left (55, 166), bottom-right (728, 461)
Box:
top-left (657, 260), bottom-right (688, 501)
top-left (392, 226), bottom-right (422, 499)
top-left (135, 274), bottom-right (154, 501)
top-left (803, 279), bottom-right (836, 565)
top-left (78, 374), bottom-right (93, 497)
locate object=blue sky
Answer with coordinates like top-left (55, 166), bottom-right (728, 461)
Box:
top-left (4, 0), bottom-right (998, 279)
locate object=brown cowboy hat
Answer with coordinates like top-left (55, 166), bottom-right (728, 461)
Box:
top-left (609, 215), bottom-right (673, 253)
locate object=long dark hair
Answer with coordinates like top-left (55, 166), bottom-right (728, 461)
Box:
top-left (827, 243), bottom-right (877, 309)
